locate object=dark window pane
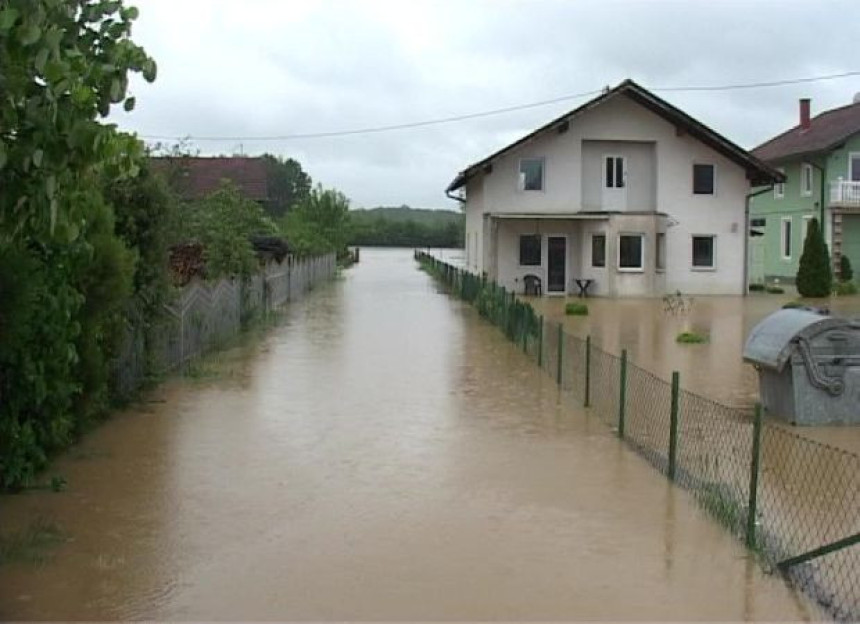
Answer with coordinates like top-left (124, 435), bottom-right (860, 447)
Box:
top-left (693, 164), bottom-right (714, 194)
top-left (605, 157), bottom-right (614, 188)
top-left (783, 220), bottom-right (792, 257)
top-left (750, 218), bottom-right (766, 227)
top-left (615, 157), bottom-right (625, 188)
top-left (592, 234), bottom-right (606, 267)
top-left (619, 235), bottom-right (643, 269)
top-left (692, 236), bottom-right (714, 267)
top-left (520, 159), bottom-right (544, 191)
top-left (519, 234), bottom-right (541, 266)
top-left (656, 233), bottom-right (666, 270)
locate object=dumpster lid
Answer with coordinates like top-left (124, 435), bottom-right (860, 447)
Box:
top-left (743, 308), bottom-right (849, 371)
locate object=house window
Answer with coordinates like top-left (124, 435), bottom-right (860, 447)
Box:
top-left (781, 217), bottom-right (792, 260)
top-left (519, 234), bottom-right (541, 266)
top-left (774, 168), bottom-right (785, 199)
top-left (519, 158), bottom-right (544, 191)
top-left (591, 234), bottom-right (606, 267)
top-left (692, 235), bottom-right (716, 269)
top-left (656, 233), bottom-right (666, 271)
top-left (750, 218), bottom-right (766, 227)
top-left (801, 163), bottom-right (813, 196)
top-left (693, 164), bottom-right (715, 195)
top-left (605, 156), bottom-right (625, 188)
top-left (618, 234), bottom-right (644, 270)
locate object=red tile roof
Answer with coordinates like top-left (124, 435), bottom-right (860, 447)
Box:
top-left (153, 156), bottom-right (270, 201)
top-left (752, 101), bottom-right (860, 163)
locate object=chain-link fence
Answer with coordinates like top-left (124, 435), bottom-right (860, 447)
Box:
top-left (111, 253), bottom-right (336, 401)
top-left (417, 251), bottom-right (859, 622)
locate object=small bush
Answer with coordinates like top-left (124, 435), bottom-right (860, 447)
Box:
top-left (766, 286), bottom-right (785, 294)
top-left (565, 302), bottom-right (588, 316)
top-left (676, 331), bottom-right (708, 344)
top-left (748, 283), bottom-right (766, 292)
top-left (839, 255), bottom-right (854, 283)
top-left (782, 301), bottom-right (804, 309)
top-left (834, 281), bottom-right (858, 296)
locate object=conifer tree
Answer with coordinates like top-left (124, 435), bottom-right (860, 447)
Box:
top-left (796, 218), bottom-right (832, 297)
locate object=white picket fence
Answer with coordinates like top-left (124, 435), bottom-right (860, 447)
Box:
top-left (112, 253), bottom-right (336, 398)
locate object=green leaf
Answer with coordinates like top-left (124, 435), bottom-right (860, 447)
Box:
top-left (0, 140), bottom-right (6, 169)
top-left (34, 47), bottom-right (49, 73)
top-left (121, 6), bottom-right (140, 20)
top-left (18, 24), bottom-right (41, 46)
top-left (109, 79), bottom-right (121, 102)
top-left (142, 59), bottom-right (157, 82)
top-left (32, 149), bottom-right (44, 168)
top-left (0, 7), bottom-right (19, 32)
top-left (45, 175), bottom-right (56, 199)
top-left (123, 96), bottom-right (135, 112)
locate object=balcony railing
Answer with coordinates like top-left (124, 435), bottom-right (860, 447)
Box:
top-left (830, 179), bottom-right (860, 205)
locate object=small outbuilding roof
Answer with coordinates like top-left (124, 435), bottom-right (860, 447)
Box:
top-left (447, 79), bottom-right (784, 193)
top-left (752, 100), bottom-right (860, 163)
top-left (152, 156), bottom-right (270, 202)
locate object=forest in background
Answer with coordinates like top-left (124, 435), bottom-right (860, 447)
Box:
top-left (348, 206), bottom-right (464, 248)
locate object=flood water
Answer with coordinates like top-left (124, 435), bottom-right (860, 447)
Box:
top-left (0, 248), bottom-right (822, 620)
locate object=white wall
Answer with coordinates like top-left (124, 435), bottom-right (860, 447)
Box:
top-left (461, 91), bottom-right (749, 295)
top-left (581, 140), bottom-right (656, 212)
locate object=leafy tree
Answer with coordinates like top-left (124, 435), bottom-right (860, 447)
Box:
top-left (0, 0), bottom-right (156, 240)
top-left (181, 181), bottom-right (279, 279)
top-left (796, 217), bottom-right (832, 297)
top-left (839, 254), bottom-right (854, 283)
top-left (261, 154), bottom-right (312, 218)
top-left (283, 185), bottom-right (351, 256)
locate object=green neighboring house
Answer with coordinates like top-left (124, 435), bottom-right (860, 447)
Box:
top-left (749, 97), bottom-right (860, 285)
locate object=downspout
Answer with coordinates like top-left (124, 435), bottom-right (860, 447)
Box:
top-left (744, 184), bottom-right (775, 295)
top-left (446, 189), bottom-right (466, 204)
top-left (806, 159), bottom-right (827, 250)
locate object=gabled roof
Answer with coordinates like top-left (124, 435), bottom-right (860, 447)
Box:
top-left (447, 79), bottom-right (783, 193)
top-left (751, 101), bottom-right (860, 163)
top-left (152, 156), bottom-right (270, 202)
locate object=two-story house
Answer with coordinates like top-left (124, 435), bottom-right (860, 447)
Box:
top-left (447, 80), bottom-right (783, 297)
top-left (750, 97), bottom-right (860, 285)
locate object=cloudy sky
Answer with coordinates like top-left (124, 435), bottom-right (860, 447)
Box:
top-left (114, 0), bottom-right (860, 210)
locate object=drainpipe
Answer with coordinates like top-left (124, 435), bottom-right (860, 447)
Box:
top-left (806, 159), bottom-right (827, 242)
top-left (446, 189), bottom-right (466, 204)
top-left (744, 184), bottom-right (775, 295)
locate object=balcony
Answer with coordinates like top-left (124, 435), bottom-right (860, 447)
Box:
top-left (830, 180), bottom-right (860, 207)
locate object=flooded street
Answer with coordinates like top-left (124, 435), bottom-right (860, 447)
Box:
top-left (0, 248), bottom-right (821, 620)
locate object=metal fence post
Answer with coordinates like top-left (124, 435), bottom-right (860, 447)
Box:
top-left (584, 335), bottom-right (591, 407)
top-left (618, 349), bottom-right (628, 439)
top-left (537, 315), bottom-right (544, 369)
top-left (747, 403), bottom-right (763, 549)
top-left (556, 323), bottom-right (564, 386)
top-left (668, 371), bottom-right (680, 480)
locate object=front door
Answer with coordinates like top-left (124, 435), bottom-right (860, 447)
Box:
top-left (547, 236), bottom-right (567, 293)
top-left (602, 155), bottom-right (627, 211)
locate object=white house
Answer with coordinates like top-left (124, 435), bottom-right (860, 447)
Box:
top-left (447, 80), bottom-right (783, 297)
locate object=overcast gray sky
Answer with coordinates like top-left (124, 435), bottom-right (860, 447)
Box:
top-left (114, 0), bottom-right (860, 210)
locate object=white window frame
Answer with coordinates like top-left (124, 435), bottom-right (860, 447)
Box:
top-left (691, 234), bottom-right (716, 271)
top-left (617, 233), bottom-right (645, 273)
top-left (801, 163), bottom-right (813, 197)
top-left (774, 167), bottom-right (785, 199)
top-left (781, 217), bottom-right (792, 260)
top-left (518, 157), bottom-right (545, 192)
top-left (692, 163), bottom-right (716, 196)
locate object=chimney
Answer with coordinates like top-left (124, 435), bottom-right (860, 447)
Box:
top-left (799, 98), bottom-right (811, 131)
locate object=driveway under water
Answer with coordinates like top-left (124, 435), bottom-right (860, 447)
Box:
top-left (0, 248), bottom-right (821, 620)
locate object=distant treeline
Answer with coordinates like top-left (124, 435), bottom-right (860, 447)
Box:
top-left (349, 206), bottom-right (464, 248)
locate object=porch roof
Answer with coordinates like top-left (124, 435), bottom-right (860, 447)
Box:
top-left (488, 212), bottom-right (611, 220)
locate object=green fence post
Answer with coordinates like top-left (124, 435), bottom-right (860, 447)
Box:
top-left (557, 323), bottom-right (564, 386)
top-left (747, 403), bottom-right (763, 549)
top-left (584, 335), bottom-right (591, 407)
top-left (618, 349), bottom-right (628, 439)
top-left (668, 371), bottom-right (680, 481)
top-left (537, 315), bottom-right (544, 369)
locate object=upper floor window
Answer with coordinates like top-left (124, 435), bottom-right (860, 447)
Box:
top-left (519, 234), bottom-right (541, 266)
top-left (774, 167), bottom-right (785, 199)
top-left (519, 158), bottom-right (544, 191)
top-left (693, 164), bottom-right (715, 195)
top-left (801, 163), bottom-right (813, 196)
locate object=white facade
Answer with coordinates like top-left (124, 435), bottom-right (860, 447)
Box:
top-left (459, 91), bottom-right (754, 297)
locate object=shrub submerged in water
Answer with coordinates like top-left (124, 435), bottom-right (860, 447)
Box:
top-left (565, 302), bottom-right (588, 316)
top-left (676, 331), bottom-right (708, 344)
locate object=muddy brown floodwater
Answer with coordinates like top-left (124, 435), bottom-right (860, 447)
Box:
top-left (0, 248), bottom-right (823, 620)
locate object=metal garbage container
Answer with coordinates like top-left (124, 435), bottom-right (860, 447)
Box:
top-left (743, 308), bottom-right (860, 425)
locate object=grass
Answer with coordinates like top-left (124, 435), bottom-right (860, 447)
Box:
top-left (0, 518), bottom-right (66, 566)
top-left (676, 331), bottom-right (708, 344)
top-left (749, 283), bottom-right (766, 292)
top-left (834, 281), bottom-right (858, 296)
top-left (564, 302), bottom-right (589, 316)
top-left (766, 286), bottom-right (785, 294)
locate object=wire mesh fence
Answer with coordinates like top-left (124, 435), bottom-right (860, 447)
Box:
top-left (416, 250), bottom-right (860, 622)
